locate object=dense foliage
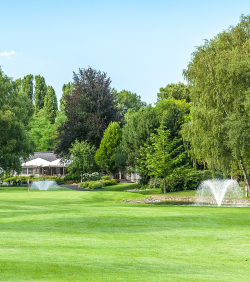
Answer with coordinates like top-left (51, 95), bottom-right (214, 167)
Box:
top-left (157, 82), bottom-right (191, 102)
top-left (112, 89), bottom-right (147, 116)
top-left (34, 75), bottom-right (47, 112)
top-left (60, 82), bottom-right (74, 112)
top-left (27, 109), bottom-right (57, 151)
top-left (116, 106), bottom-right (160, 169)
top-left (22, 74), bottom-right (34, 102)
top-left (0, 68), bottom-right (34, 173)
top-left (78, 175), bottom-right (119, 189)
top-left (141, 122), bottom-right (187, 193)
top-left (68, 139), bottom-right (98, 182)
top-left (44, 86), bottom-right (58, 123)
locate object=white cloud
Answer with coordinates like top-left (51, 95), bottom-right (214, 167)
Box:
top-left (0, 51), bottom-right (16, 56)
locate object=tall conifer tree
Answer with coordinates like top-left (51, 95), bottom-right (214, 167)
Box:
top-left (44, 86), bottom-right (58, 123)
top-left (60, 82), bottom-right (74, 112)
top-left (95, 122), bottom-right (122, 174)
top-left (34, 75), bottom-right (47, 112)
top-left (22, 74), bottom-right (34, 102)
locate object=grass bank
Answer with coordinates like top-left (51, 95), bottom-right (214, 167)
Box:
top-left (0, 188), bottom-right (249, 281)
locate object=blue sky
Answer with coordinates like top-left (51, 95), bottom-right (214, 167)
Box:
top-left (1, 0), bottom-right (250, 105)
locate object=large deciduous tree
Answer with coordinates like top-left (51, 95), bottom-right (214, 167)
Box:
top-left (164, 103), bottom-right (185, 141)
top-left (115, 106), bottom-right (160, 178)
top-left (157, 82), bottom-right (191, 102)
top-left (55, 67), bottom-right (119, 157)
top-left (95, 122), bottom-right (122, 174)
top-left (182, 14), bottom-right (250, 191)
top-left (0, 68), bottom-right (34, 173)
top-left (28, 109), bottom-right (57, 152)
top-left (68, 140), bottom-right (97, 182)
top-left (112, 89), bottom-right (147, 116)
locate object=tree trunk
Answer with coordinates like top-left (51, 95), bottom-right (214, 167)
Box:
top-left (239, 158), bottom-right (249, 197)
top-left (163, 167), bottom-right (166, 194)
top-left (163, 179), bottom-right (166, 194)
top-left (81, 173), bottom-right (83, 183)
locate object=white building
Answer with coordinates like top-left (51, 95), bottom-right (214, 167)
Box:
top-left (17, 152), bottom-right (70, 177)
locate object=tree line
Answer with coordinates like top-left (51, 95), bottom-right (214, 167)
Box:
top-left (53, 68), bottom-right (192, 192)
top-left (1, 14), bottom-right (250, 193)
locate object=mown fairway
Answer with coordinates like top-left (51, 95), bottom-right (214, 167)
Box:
top-left (0, 187), bottom-right (249, 281)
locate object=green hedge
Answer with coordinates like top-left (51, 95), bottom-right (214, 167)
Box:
top-left (78, 181), bottom-right (90, 188)
top-left (55, 178), bottom-right (67, 185)
top-left (143, 169), bottom-right (223, 193)
top-left (160, 176), bottom-right (184, 192)
top-left (2, 176), bottom-right (36, 184)
top-left (159, 169), bottom-right (220, 193)
top-left (101, 175), bottom-right (111, 181)
top-left (64, 172), bottom-right (81, 183)
top-left (88, 181), bottom-right (104, 189)
top-left (2, 176), bottom-right (67, 185)
top-left (78, 178), bottom-right (119, 189)
top-left (100, 179), bottom-right (119, 186)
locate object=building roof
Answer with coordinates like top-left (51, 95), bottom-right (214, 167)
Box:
top-left (21, 152), bottom-right (71, 168)
top-left (26, 152), bottom-right (57, 163)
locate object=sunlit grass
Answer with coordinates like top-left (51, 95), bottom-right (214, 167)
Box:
top-left (0, 188), bottom-right (249, 281)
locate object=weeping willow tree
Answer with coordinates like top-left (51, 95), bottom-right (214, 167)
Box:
top-left (182, 14), bottom-right (250, 192)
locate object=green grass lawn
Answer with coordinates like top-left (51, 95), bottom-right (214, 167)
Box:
top-left (0, 186), bottom-right (249, 281)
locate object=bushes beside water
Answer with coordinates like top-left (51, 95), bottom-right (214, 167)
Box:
top-left (148, 170), bottom-right (224, 193)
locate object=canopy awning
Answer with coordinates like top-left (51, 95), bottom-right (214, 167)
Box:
top-left (22, 158), bottom-right (50, 167)
top-left (43, 159), bottom-right (71, 167)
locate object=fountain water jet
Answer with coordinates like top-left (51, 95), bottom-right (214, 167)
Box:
top-left (30, 180), bottom-right (59, 190)
top-left (196, 179), bottom-right (244, 206)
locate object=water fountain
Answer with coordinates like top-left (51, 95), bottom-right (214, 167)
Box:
top-left (30, 180), bottom-right (59, 190)
top-left (196, 179), bottom-right (244, 206)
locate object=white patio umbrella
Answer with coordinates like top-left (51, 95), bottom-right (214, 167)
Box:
top-left (21, 157), bottom-right (51, 176)
top-left (22, 158), bottom-right (50, 167)
top-left (44, 159), bottom-right (72, 167)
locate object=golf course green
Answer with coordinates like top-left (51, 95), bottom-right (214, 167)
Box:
top-left (0, 185), bottom-right (249, 281)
